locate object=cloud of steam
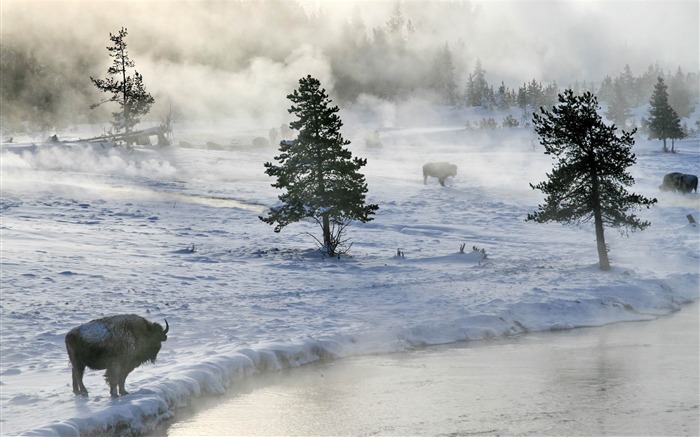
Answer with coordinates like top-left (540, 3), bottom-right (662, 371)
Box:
top-left (141, 44), bottom-right (333, 126)
top-left (1, 0), bottom-right (697, 127)
top-left (0, 143), bottom-right (179, 199)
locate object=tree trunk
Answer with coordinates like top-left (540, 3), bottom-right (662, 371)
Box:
top-left (322, 213), bottom-right (333, 256)
top-left (590, 160), bottom-right (610, 271)
top-left (120, 43), bottom-right (131, 144)
top-left (594, 210), bottom-right (610, 271)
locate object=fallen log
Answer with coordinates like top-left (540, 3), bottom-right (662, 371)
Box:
top-left (77, 126), bottom-right (170, 146)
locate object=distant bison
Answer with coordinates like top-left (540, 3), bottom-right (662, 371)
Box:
top-left (65, 314), bottom-right (169, 397)
top-left (660, 172), bottom-right (698, 194)
top-left (423, 162), bottom-right (457, 186)
top-left (252, 137), bottom-right (270, 148)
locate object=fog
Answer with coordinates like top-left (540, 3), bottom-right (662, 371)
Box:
top-left (1, 0), bottom-right (697, 126)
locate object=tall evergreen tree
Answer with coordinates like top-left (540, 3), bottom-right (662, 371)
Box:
top-left (638, 62), bottom-right (664, 103)
top-left (597, 75), bottom-right (614, 102)
top-left (668, 66), bottom-right (695, 118)
top-left (386, 1), bottom-right (407, 48)
top-left (260, 75), bottom-right (379, 257)
top-left (496, 81), bottom-right (515, 110)
top-left (528, 90), bottom-right (657, 271)
top-left (465, 60), bottom-right (492, 107)
top-left (429, 43), bottom-right (458, 105)
top-left (90, 27), bottom-right (154, 142)
top-left (618, 64), bottom-right (639, 105)
top-left (605, 79), bottom-right (632, 129)
top-left (647, 77), bottom-right (682, 152)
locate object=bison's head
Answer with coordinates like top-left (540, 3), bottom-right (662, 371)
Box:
top-left (144, 319), bottom-right (169, 364)
top-left (158, 319), bottom-right (169, 342)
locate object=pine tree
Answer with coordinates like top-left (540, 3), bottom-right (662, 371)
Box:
top-left (668, 66), bottom-right (695, 119)
top-left (90, 27), bottom-right (154, 143)
top-left (597, 76), bottom-right (614, 102)
top-left (528, 90), bottom-right (657, 271)
top-left (668, 111), bottom-right (687, 153)
top-left (647, 77), bottom-right (682, 152)
top-left (430, 43), bottom-right (457, 105)
top-left (260, 75), bottom-right (379, 257)
top-left (605, 79), bottom-right (631, 129)
top-left (496, 82), bottom-right (515, 110)
top-left (638, 62), bottom-right (664, 103)
top-left (465, 60), bottom-right (491, 108)
top-left (619, 64), bottom-right (639, 105)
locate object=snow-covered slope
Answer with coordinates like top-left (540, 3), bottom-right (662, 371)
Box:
top-left (2, 109), bottom-right (698, 436)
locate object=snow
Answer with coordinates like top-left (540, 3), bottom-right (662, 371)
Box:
top-left (73, 322), bottom-right (110, 343)
top-left (1, 106), bottom-right (699, 436)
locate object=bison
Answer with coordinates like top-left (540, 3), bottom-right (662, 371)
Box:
top-left (423, 162), bottom-right (457, 186)
top-left (660, 172), bottom-right (698, 194)
top-left (65, 314), bottom-right (169, 397)
top-left (252, 137), bottom-right (270, 148)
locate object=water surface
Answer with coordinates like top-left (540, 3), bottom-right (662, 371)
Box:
top-left (165, 302), bottom-right (699, 436)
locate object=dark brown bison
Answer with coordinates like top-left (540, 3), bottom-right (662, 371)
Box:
top-left (423, 162), bottom-right (457, 186)
top-left (660, 172), bottom-right (698, 194)
top-left (65, 314), bottom-right (169, 397)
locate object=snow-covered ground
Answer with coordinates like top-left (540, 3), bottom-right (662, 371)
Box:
top-left (1, 106), bottom-right (698, 436)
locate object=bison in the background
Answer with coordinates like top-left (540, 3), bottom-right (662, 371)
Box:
top-left (423, 162), bottom-right (457, 186)
top-left (65, 314), bottom-right (169, 397)
top-left (660, 172), bottom-right (698, 194)
top-left (252, 137), bottom-right (270, 148)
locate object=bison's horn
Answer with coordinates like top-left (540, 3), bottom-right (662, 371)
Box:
top-left (163, 319), bottom-right (169, 335)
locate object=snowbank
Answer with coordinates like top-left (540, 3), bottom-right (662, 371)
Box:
top-left (19, 271), bottom-right (698, 436)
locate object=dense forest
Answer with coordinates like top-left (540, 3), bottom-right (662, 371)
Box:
top-left (1, 0), bottom-right (698, 134)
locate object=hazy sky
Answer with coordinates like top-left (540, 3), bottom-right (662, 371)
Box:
top-left (1, 0), bottom-right (697, 123)
top-left (468, 0), bottom-right (699, 84)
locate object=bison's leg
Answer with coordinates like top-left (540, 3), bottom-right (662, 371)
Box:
top-left (105, 366), bottom-right (121, 397)
top-left (423, 173), bottom-right (428, 184)
top-left (71, 362), bottom-right (88, 396)
top-left (438, 177), bottom-right (446, 187)
top-left (118, 366), bottom-right (134, 396)
top-left (66, 344), bottom-right (89, 396)
top-left (119, 372), bottom-right (129, 396)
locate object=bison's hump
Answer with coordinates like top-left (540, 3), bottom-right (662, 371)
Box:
top-left (74, 321), bottom-right (111, 342)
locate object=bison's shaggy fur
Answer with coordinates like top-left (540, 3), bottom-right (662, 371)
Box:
top-left (65, 314), bottom-right (168, 397)
top-left (660, 172), bottom-right (698, 194)
top-left (423, 162), bottom-right (457, 186)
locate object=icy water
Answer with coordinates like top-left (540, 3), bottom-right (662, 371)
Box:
top-left (164, 301), bottom-right (699, 436)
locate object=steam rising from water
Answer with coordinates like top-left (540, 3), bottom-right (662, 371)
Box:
top-left (1, 0), bottom-right (697, 124)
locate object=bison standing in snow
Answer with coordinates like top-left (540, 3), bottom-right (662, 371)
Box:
top-left (423, 162), bottom-right (458, 186)
top-left (65, 314), bottom-right (169, 397)
top-left (252, 137), bottom-right (270, 148)
top-left (660, 172), bottom-right (698, 194)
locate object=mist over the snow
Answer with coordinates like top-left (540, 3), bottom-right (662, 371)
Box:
top-left (2, 2), bottom-right (699, 435)
top-left (1, 0), bottom-right (697, 126)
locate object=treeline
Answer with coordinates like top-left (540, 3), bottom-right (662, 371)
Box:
top-left (449, 60), bottom-right (698, 120)
top-left (0, 43), bottom-right (103, 133)
top-left (1, 1), bottom-right (698, 134)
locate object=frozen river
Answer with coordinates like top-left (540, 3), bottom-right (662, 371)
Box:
top-left (163, 301), bottom-right (699, 436)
